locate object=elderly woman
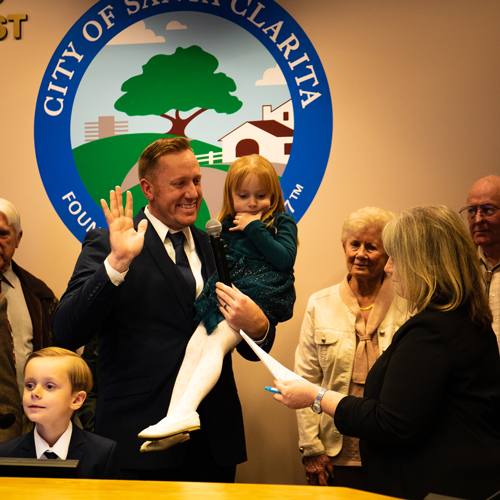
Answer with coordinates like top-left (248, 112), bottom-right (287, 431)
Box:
top-left (294, 207), bottom-right (408, 488)
top-left (277, 205), bottom-right (500, 500)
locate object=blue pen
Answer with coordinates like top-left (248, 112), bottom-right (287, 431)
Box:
top-left (265, 386), bottom-right (281, 394)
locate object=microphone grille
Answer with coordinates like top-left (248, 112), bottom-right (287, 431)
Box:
top-left (205, 219), bottom-right (222, 237)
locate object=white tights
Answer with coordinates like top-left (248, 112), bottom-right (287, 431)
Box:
top-left (166, 321), bottom-right (242, 421)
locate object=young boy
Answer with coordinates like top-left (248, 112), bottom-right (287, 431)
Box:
top-left (0, 347), bottom-right (119, 479)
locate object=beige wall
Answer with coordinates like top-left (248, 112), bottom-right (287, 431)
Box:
top-left (1, 0), bottom-right (499, 486)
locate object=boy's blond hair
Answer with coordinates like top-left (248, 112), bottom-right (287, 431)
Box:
top-left (24, 347), bottom-right (93, 393)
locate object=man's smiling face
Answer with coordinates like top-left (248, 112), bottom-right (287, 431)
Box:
top-left (142, 149), bottom-right (202, 230)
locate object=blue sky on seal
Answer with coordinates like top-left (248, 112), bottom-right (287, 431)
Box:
top-left (71, 11), bottom-right (291, 148)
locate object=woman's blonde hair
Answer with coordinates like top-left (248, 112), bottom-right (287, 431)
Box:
top-left (341, 207), bottom-right (395, 245)
top-left (218, 154), bottom-right (286, 225)
top-left (383, 205), bottom-right (492, 328)
top-left (25, 347), bottom-right (93, 393)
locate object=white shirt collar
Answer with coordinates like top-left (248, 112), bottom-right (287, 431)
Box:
top-left (3, 266), bottom-right (16, 289)
top-left (144, 206), bottom-right (195, 250)
top-left (478, 246), bottom-right (500, 271)
top-left (34, 420), bottom-right (73, 459)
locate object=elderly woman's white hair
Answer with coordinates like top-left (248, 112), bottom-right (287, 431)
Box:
top-left (340, 207), bottom-right (395, 245)
top-left (0, 199), bottom-right (22, 236)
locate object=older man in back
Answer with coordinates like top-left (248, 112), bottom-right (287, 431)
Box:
top-left (0, 199), bottom-right (58, 442)
top-left (463, 175), bottom-right (500, 351)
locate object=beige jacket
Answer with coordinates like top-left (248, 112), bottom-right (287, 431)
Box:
top-left (294, 276), bottom-right (409, 457)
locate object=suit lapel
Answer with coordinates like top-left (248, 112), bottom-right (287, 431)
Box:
top-left (20, 429), bottom-right (37, 458)
top-left (66, 425), bottom-right (85, 462)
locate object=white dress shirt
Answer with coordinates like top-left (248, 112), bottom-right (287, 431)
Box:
top-left (34, 421), bottom-right (73, 460)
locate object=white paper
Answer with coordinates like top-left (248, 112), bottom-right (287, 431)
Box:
top-left (240, 330), bottom-right (305, 382)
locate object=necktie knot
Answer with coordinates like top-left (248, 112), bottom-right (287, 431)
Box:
top-left (44, 451), bottom-right (59, 459)
top-left (169, 231), bottom-right (185, 248)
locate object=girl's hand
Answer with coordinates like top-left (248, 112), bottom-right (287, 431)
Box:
top-left (230, 211), bottom-right (263, 231)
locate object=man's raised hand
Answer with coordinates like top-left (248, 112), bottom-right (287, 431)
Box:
top-left (101, 187), bottom-right (147, 273)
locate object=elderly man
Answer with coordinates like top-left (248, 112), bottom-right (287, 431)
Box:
top-left (0, 199), bottom-right (58, 443)
top-left (52, 137), bottom-right (276, 482)
top-left (462, 175), bottom-right (500, 351)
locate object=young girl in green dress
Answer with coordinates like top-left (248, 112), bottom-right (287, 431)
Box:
top-left (139, 154), bottom-right (297, 448)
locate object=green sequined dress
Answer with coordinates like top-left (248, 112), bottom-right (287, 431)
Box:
top-left (195, 212), bottom-right (297, 334)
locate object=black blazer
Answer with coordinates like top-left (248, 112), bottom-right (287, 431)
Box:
top-left (335, 307), bottom-right (500, 500)
top-left (0, 425), bottom-right (119, 479)
top-left (52, 209), bottom-right (276, 470)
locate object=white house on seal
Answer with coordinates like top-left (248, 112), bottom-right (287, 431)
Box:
top-left (219, 100), bottom-right (293, 175)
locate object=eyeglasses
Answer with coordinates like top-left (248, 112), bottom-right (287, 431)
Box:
top-left (459, 204), bottom-right (500, 221)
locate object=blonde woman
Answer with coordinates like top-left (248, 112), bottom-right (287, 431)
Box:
top-left (276, 205), bottom-right (500, 500)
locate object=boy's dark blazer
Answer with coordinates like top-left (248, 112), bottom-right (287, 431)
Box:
top-left (52, 208), bottom-right (276, 471)
top-left (0, 425), bottom-right (120, 479)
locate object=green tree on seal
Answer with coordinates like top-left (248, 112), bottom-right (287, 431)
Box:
top-left (114, 45), bottom-right (243, 137)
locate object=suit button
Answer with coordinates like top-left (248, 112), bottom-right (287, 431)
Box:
top-left (299, 447), bottom-right (305, 453)
top-left (379, 330), bottom-right (385, 336)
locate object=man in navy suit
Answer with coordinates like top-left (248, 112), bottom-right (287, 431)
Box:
top-left (52, 137), bottom-right (275, 482)
top-left (0, 347), bottom-right (119, 479)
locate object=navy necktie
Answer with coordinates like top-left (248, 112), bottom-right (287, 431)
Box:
top-left (169, 231), bottom-right (196, 300)
top-left (44, 451), bottom-right (59, 459)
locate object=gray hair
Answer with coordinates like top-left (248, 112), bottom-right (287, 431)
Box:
top-left (341, 207), bottom-right (395, 244)
top-left (0, 199), bottom-right (21, 236)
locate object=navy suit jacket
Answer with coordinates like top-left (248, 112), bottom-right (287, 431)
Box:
top-left (52, 209), bottom-right (275, 470)
top-left (0, 425), bottom-right (119, 479)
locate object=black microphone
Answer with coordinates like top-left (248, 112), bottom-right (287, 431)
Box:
top-left (205, 219), bottom-right (232, 286)
top-left (0, 413), bottom-right (16, 430)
